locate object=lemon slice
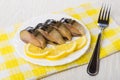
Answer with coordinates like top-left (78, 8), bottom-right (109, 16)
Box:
top-left (25, 43), bottom-right (51, 58)
top-left (75, 36), bottom-right (87, 50)
top-left (24, 36), bottom-right (87, 60)
top-left (46, 41), bottom-right (76, 60)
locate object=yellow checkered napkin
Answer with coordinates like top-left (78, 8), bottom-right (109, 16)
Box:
top-left (0, 3), bottom-right (120, 80)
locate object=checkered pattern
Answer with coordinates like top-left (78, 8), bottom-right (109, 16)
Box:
top-left (0, 3), bottom-right (120, 80)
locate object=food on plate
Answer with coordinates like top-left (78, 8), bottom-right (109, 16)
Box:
top-left (25, 43), bottom-right (50, 58)
top-left (20, 17), bottom-right (87, 60)
top-left (33, 30), bottom-right (46, 48)
top-left (20, 27), bottom-right (46, 48)
top-left (20, 28), bottom-right (41, 47)
top-left (46, 41), bottom-right (77, 60)
top-left (24, 36), bottom-right (87, 60)
top-left (45, 19), bottom-right (72, 40)
top-left (60, 18), bottom-right (85, 36)
top-left (46, 36), bottom-right (87, 60)
top-left (20, 18), bottom-right (85, 48)
top-left (75, 36), bottom-right (87, 50)
top-left (36, 23), bottom-right (65, 44)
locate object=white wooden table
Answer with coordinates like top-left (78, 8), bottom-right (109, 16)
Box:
top-left (0, 0), bottom-right (120, 80)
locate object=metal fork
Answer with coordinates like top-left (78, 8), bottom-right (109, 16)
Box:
top-left (87, 4), bottom-right (111, 76)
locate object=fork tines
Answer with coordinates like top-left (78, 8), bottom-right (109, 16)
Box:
top-left (98, 4), bottom-right (111, 24)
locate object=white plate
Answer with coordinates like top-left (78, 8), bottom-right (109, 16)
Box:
top-left (12, 14), bottom-right (91, 66)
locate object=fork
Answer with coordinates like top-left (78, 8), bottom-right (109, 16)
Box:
top-left (87, 4), bottom-right (111, 76)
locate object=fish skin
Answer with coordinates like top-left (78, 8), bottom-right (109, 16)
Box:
top-left (61, 18), bottom-right (85, 36)
top-left (37, 28), bottom-right (65, 44)
top-left (65, 23), bottom-right (82, 36)
top-left (72, 22), bottom-right (85, 35)
top-left (33, 30), bottom-right (47, 48)
top-left (52, 22), bottom-right (72, 40)
top-left (49, 29), bottom-right (65, 44)
top-left (20, 30), bottom-right (41, 47)
top-left (37, 29), bottom-right (55, 42)
top-left (20, 18), bottom-right (85, 49)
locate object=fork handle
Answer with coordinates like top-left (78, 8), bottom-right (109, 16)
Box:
top-left (87, 32), bottom-right (102, 76)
